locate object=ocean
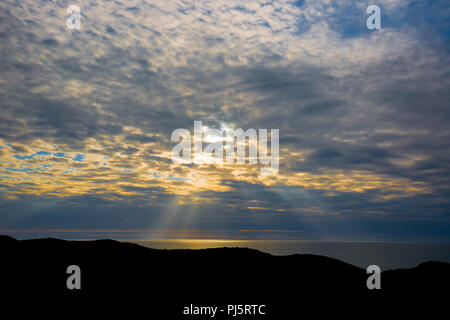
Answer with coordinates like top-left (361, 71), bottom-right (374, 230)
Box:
top-left (130, 240), bottom-right (450, 270)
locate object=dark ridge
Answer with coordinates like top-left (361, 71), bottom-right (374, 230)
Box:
top-left (0, 235), bottom-right (17, 242)
top-left (1, 236), bottom-right (448, 317)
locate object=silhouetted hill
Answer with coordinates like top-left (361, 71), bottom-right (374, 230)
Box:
top-left (1, 236), bottom-right (448, 318)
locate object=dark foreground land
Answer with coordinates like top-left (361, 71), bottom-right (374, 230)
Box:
top-left (1, 235), bottom-right (449, 318)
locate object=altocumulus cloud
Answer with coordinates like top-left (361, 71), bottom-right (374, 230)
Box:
top-left (0, 0), bottom-right (449, 241)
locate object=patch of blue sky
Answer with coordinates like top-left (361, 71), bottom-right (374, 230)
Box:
top-left (323, 1), bottom-right (450, 41)
top-left (14, 150), bottom-right (52, 160)
top-left (327, 6), bottom-right (369, 39)
top-left (72, 154), bottom-right (84, 162)
top-left (14, 154), bottom-right (34, 160)
top-left (168, 175), bottom-right (187, 181)
top-left (292, 0), bottom-right (305, 8)
top-left (404, 1), bottom-right (450, 43)
top-left (36, 151), bottom-right (51, 156)
top-left (13, 151), bottom-right (85, 162)
top-left (53, 152), bottom-right (65, 157)
top-left (6, 167), bottom-right (34, 172)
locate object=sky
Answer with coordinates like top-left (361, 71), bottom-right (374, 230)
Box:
top-left (0, 0), bottom-right (449, 241)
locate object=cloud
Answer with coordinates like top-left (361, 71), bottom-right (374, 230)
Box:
top-left (0, 0), bottom-right (449, 240)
